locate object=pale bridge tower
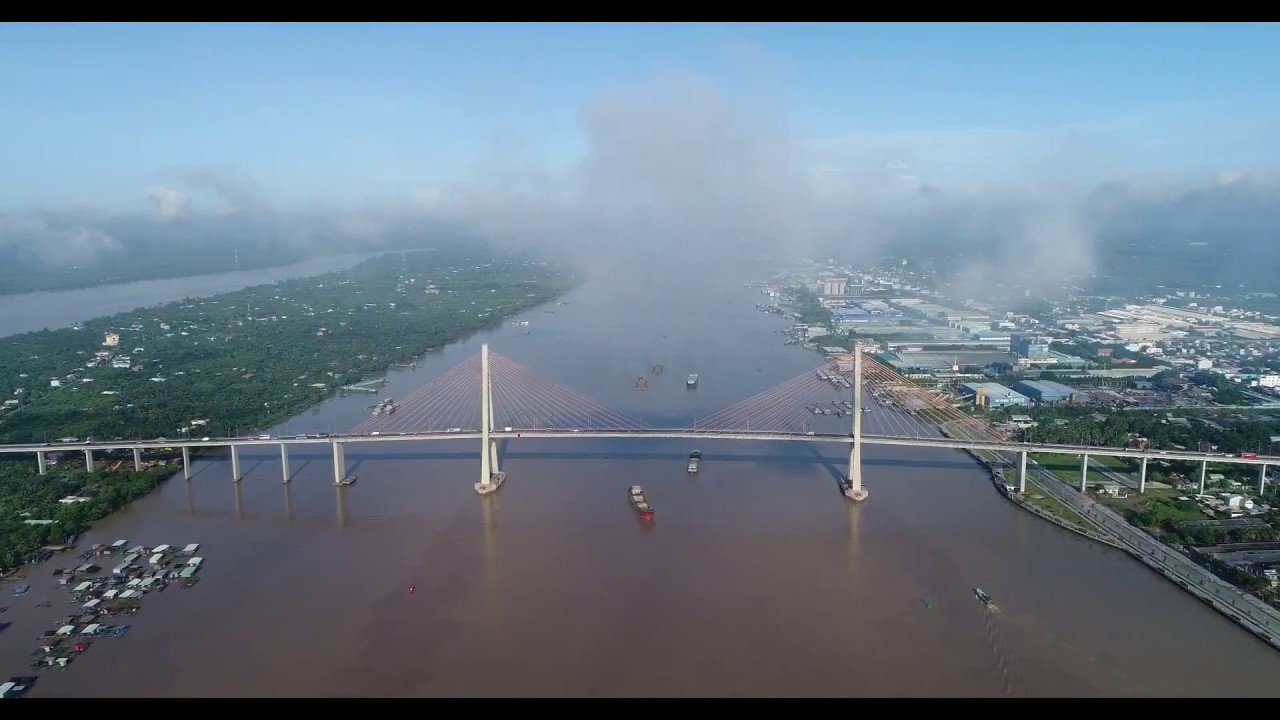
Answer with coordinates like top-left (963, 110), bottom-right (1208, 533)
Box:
top-left (475, 344), bottom-right (506, 496)
top-left (845, 343), bottom-right (870, 503)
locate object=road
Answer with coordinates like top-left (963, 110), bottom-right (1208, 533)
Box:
top-left (942, 415), bottom-right (1280, 648)
top-left (1024, 459), bottom-right (1280, 646)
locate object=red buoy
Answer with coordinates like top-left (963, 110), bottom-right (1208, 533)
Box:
top-left (408, 585), bottom-right (415, 596)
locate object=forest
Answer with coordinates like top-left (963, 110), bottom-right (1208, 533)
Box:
top-left (995, 404), bottom-right (1280, 457)
top-left (0, 246), bottom-right (577, 567)
top-left (0, 459), bottom-right (175, 570)
top-left (0, 247), bottom-right (576, 443)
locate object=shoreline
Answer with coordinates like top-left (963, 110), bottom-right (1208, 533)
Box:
top-left (0, 254), bottom-right (579, 571)
top-left (968, 446), bottom-right (1280, 652)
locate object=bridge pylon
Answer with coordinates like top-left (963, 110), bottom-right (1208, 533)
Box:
top-left (844, 344), bottom-right (870, 503)
top-left (475, 343), bottom-right (506, 496)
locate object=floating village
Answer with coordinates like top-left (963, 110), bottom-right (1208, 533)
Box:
top-left (0, 540), bottom-right (205, 698)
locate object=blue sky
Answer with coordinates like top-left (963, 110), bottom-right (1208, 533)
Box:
top-left (2, 22), bottom-right (1278, 211)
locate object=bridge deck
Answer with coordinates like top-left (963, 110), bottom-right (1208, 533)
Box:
top-left (2, 430), bottom-right (1272, 467)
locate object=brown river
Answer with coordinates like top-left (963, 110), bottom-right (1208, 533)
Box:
top-left (3, 261), bottom-right (1280, 697)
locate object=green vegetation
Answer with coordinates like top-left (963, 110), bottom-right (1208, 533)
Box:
top-left (0, 246), bottom-right (577, 568)
top-left (1007, 405), bottom-right (1280, 458)
top-left (0, 458), bottom-right (175, 569)
top-left (0, 247), bottom-right (576, 442)
top-left (785, 286), bottom-right (833, 327)
top-left (1111, 492), bottom-right (1280, 605)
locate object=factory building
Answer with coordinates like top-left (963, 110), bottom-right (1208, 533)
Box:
top-left (1012, 379), bottom-right (1077, 404)
top-left (820, 277), bottom-right (848, 296)
top-left (960, 382), bottom-right (1031, 408)
top-left (1011, 333), bottom-right (1051, 359)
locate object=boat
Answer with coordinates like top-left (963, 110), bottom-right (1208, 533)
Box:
top-left (687, 450), bottom-right (702, 473)
top-left (686, 373), bottom-right (698, 389)
top-left (629, 486), bottom-right (654, 519)
top-left (973, 588), bottom-right (994, 607)
top-left (12, 585), bottom-right (30, 597)
top-left (339, 475), bottom-right (358, 486)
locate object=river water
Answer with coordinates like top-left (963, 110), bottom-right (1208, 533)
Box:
top-left (3, 260), bottom-right (1280, 697)
top-left (0, 252), bottom-right (388, 338)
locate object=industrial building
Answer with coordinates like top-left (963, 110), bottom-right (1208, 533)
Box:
top-left (820, 277), bottom-right (849, 296)
top-left (1012, 379), bottom-right (1077, 404)
top-left (960, 382), bottom-right (1031, 408)
top-left (1011, 333), bottom-right (1051, 359)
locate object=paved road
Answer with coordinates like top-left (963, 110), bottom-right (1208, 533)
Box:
top-left (1025, 461), bottom-right (1280, 645)
top-left (946, 422), bottom-right (1280, 646)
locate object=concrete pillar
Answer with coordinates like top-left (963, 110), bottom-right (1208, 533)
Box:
top-left (1199, 460), bottom-right (1207, 496)
top-left (1260, 464), bottom-right (1268, 497)
top-left (844, 345), bottom-right (868, 503)
top-left (132, 447), bottom-right (143, 472)
top-left (37, 451), bottom-right (47, 475)
top-left (1079, 453), bottom-right (1088, 493)
top-left (332, 441), bottom-right (345, 485)
top-left (1016, 451), bottom-right (1027, 494)
top-left (280, 443), bottom-right (291, 483)
top-left (1139, 456), bottom-right (1148, 494)
top-left (84, 448), bottom-right (94, 473)
top-left (230, 444), bottom-right (242, 482)
top-left (182, 446), bottom-right (191, 480)
top-left (479, 344), bottom-right (493, 489)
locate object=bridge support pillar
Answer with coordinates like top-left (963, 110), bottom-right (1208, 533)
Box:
top-left (1078, 453), bottom-right (1088, 493)
top-left (475, 343), bottom-right (506, 496)
top-left (182, 447), bottom-right (191, 480)
top-left (281, 443), bottom-right (291, 483)
top-left (1138, 456), bottom-right (1148, 494)
top-left (1260, 464), bottom-right (1268, 497)
top-left (230, 444), bottom-right (242, 482)
top-left (843, 344), bottom-right (869, 503)
top-left (332, 441), bottom-right (346, 485)
top-left (84, 448), bottom-right (95, 473)
top-left (1016, 451), bottom-right (1027, 494)
top-left (1198, 460), bottom-right (1207, 496)
top-left (37, 450), bottom-right (47, 475)
top-left (133, 447), bottom-right (143, 472)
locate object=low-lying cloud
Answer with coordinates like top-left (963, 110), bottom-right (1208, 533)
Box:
top-left (2, 65), bottom-right (1278, 299)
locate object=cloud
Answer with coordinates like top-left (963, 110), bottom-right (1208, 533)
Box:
top-left (0, 212), bottom-right (121, 266)
top-left (145, 186), bottom-right (191, 221)
top-left (1, 64), bottom-right (1278, 300)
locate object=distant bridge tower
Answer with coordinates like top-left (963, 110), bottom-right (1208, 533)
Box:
top-left (475, 344), bottom-right (506, 496)
top-left (845, 344), bottom-right (870, 503)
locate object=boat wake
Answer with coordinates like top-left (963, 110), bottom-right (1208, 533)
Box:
top-left (982, 606), bottom-right (1019, 696)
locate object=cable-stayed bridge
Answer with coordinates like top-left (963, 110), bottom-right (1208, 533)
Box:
top-left (2, 345), bottom-right (1274, 502)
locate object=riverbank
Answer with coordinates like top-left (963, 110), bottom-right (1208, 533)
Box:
top-left (0, 247), bottom-right (578, 569)
top-left (969, 446), bottom-right (1280, 652)
top-left (0, 248), bottom-right (577, 444)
